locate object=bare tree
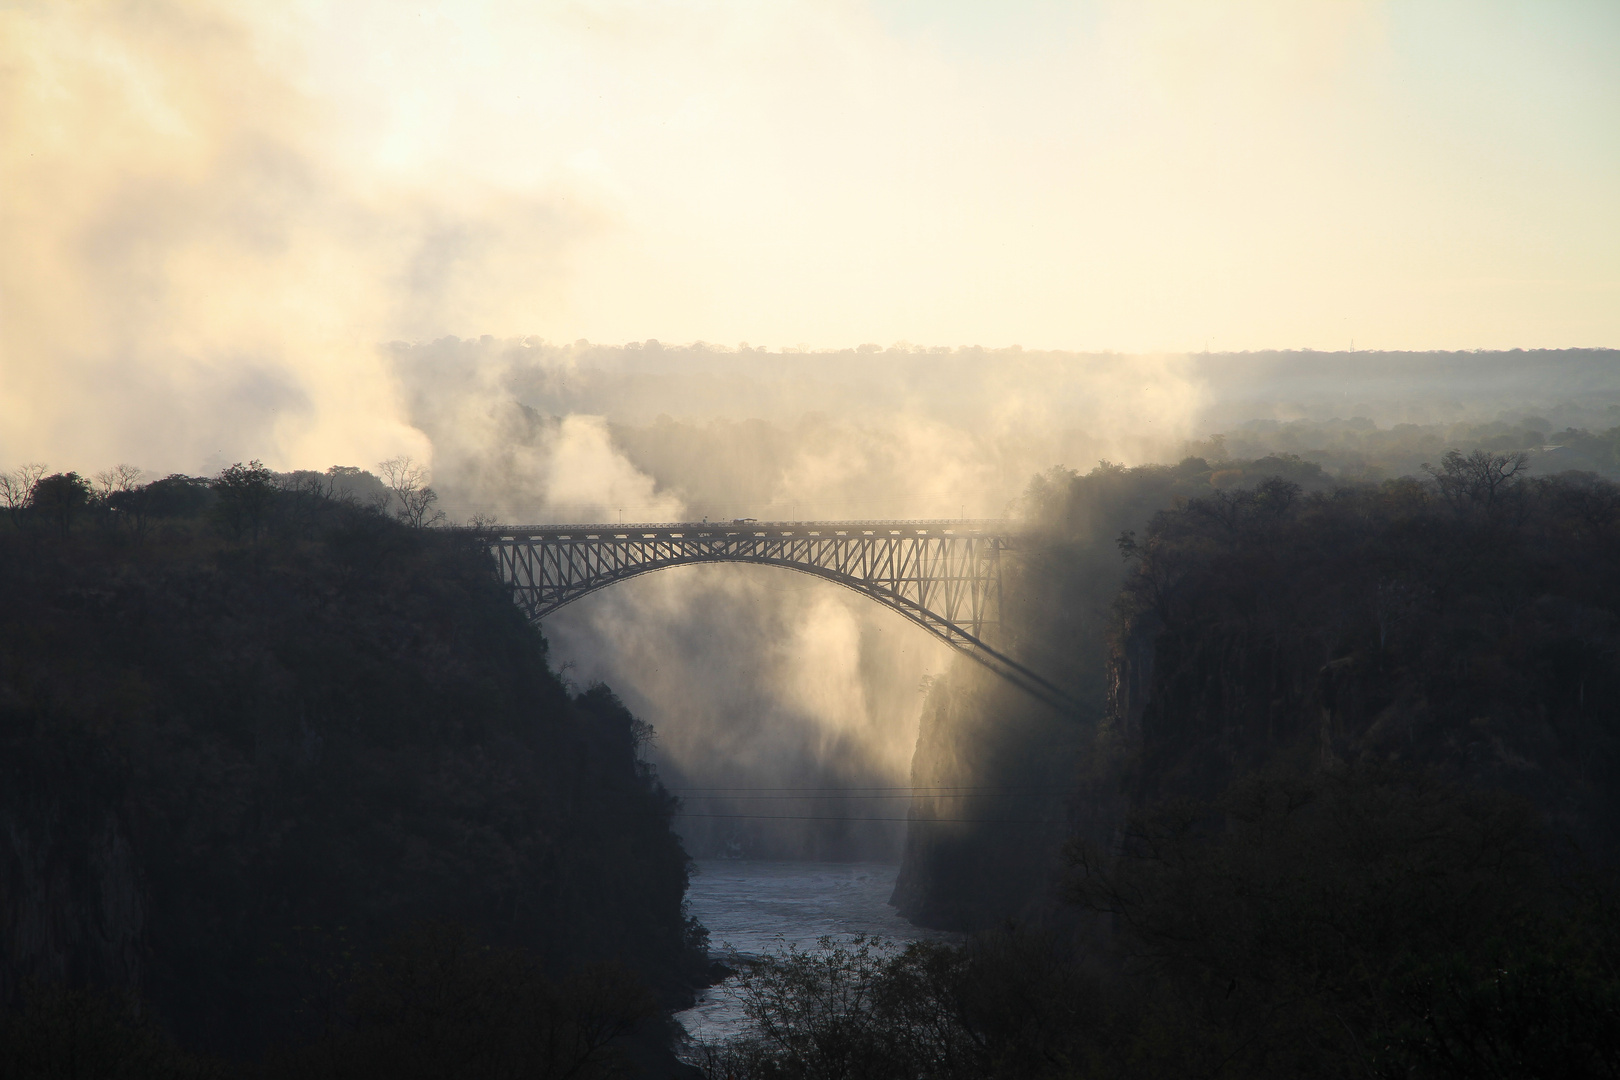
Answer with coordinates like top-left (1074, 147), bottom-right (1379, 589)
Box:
top-left (377, 456), bottom-right (446, 528)
top-left (0, 463), bottom-right (47, 528)
top-left (93, 464), bottom-right (144, 500)
top-left (278, 471), bottom-right (331, 496)
top-left (91, 464), bottom-right (144, 532)
top-left (1424, 449), bottom-right (1530, 519)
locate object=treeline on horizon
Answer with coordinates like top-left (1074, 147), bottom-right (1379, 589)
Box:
top-left (408, 337), bottom-right (1620, 359)
top-left (0, 459), bottom-right (447, 540)
top-left (1192, 414), bottom-right (1620, 484)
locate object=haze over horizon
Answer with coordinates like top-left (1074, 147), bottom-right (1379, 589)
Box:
top-left (4, 1), bottom-right (1618, 476)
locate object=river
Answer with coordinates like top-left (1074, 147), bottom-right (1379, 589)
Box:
top-left (674, 860), bottom-right (959, 1046)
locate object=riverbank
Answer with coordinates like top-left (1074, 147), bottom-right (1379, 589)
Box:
top-left (676, 860), bottom-right (958, 1046)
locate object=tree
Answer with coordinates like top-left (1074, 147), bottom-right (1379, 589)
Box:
top-left (0, 463), bottom-right (46, 528)
top-left (378, 456), bottom-right (446, 528)
top-left (1547, 471), bottom-right (1620, 541)
top-left (92, 464), bottom-right (144, 534)
top-left (138, 475), bottom-right (214, 519)
top-left (30, 472), bottom-right (92, 536)
top-left (1424, 448), bottom-right (1530, 518)
top-left (93, 464), bottom-right (143, 501)
top-left (212, 460), bottom-right (277, 540)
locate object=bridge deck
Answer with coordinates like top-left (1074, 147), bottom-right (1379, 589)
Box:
top-left (484, 519), bottom-right (1013, 541)
top-left (474, 518), bottom-right (1073, 712)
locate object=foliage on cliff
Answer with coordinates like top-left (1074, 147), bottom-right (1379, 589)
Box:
top-left (715, 458), bottom-right (1620, 1079)
top-left (900, 447), bottom-right (1620, 929)
top-left (1107, 456), bottom-right (1620, 848)
top-left (0, 469), bottom-right (704, 1059)
top-left (705, 767), bottom-right (1620, 1080)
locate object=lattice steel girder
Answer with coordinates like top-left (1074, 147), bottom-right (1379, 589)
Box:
top-left (472, 519), bottom-right (1074, 711)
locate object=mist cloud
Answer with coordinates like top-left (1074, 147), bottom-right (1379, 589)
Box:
top-left (8, 1), bottom-right (1616, 481)
top-left (376, 336), bottom-right (1209, 857)
top-left (0, 1), bottom-right (595, 474)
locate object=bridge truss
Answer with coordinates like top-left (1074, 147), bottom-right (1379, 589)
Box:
top-left (483, 520), bottom-right (1073, 710)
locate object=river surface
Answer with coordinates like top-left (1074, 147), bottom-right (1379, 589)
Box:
top-left (674, 860), bottom-right (959, 1046)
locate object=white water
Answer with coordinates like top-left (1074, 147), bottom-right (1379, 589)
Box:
top-left (674, 860), bottom-right (958, 1045)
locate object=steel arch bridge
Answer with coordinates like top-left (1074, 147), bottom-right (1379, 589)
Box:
top-left (480, 520), bottom-right (1073, 710)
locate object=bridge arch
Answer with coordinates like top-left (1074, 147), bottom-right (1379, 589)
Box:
top-left (481, 520), bottom-right (1074, 710)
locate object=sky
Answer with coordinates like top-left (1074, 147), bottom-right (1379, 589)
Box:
top-left (2, 0), bottom-right (1617, 472)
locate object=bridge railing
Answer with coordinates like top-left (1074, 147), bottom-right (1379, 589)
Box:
top-left (467, 518), bottom-right (1075, 712)
top-left (459, 519), bottom-right (1017, 539)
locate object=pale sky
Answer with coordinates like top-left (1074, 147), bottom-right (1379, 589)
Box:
top-left (2, 0), bottom-right (1617, 469)
top-left (289, 0), bottom-right (1620, 350)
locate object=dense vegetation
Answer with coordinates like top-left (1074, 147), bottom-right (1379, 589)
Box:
top-left (0, 464), bottom-right (706, 1074)
top-left (1106, 453), bottom-right (1620, 828)
top-left (790, 456), bottom-right (1620, 1078)
top-left (8, 444), bottom-right (1619, 1077)
top-left (895, 452), bottom-right (1334, 927)
top-left (1193, 415), bottom-right (1620, 485)
top-left (705, 772), bottom-right (1619, 1078)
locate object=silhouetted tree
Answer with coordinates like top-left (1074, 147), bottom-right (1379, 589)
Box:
top-left (1424, 448), bottom-right (1530, 519)
top-left (92, 464), bottom-right (143, 501)
top-left (378, 456), bottom-right (446, 528)
top-left (137, 474), bottom-right (214, 519)
top-left (0, 463), bottom-right (46, 529)
top-left (29, 472), bottom-right (92, 536)
top-left (90, 464), bottom-right (143, 535)
top-left (210, 460), bottom-right (276, 540)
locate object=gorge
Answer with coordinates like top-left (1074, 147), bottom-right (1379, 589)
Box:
top-left (4, 420), bottom-right (1620, 1077)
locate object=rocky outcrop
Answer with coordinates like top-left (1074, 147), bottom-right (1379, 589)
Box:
top-left (891, 666), bottom-right (1080, 931)
top-left (892, 459), bottom-right (1248, 930)
top-left (1, 798), bottom-right (146, 1005)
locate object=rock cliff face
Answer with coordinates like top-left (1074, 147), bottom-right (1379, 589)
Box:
top-left (890, 664), bottom-right (1079, 930)
top-left (2, 787), bottom-right (147, 998)
top-left (893, 459), bottom-right (1263, 929)
top-left (0, 501), bottom-right (702, 1056)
